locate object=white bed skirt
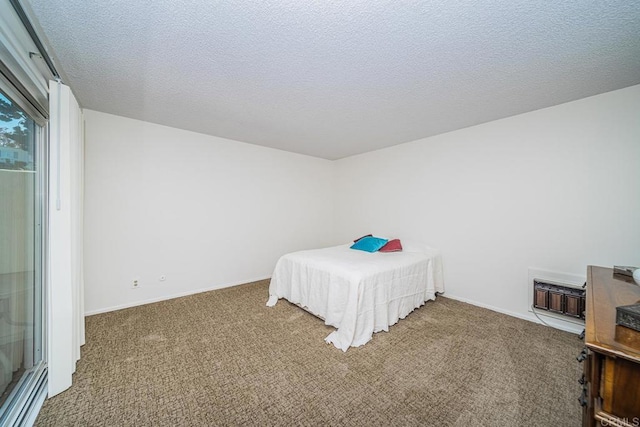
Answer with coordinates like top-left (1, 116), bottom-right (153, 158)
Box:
top-left (266, 243), bottom-right (444, 351)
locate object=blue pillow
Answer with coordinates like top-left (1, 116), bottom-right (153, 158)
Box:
top-left (350, 236), bottom-right (388, 253)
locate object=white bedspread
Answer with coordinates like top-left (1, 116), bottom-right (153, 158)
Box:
top-left (266, 242), bottom-right (444, 351)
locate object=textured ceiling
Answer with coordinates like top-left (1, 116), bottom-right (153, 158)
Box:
top-left (23, 0), bottom-right (640, 159)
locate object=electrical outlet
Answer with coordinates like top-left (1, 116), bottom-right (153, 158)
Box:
top-left (131, 279), bottom-right (140, 289)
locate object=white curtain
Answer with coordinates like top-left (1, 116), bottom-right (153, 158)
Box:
top-left (0, 169), bottom-right (33, 392)
top-left (0, 275), bottom-right (26, 392)
top-left (48, 81), bottom-right (84, 397)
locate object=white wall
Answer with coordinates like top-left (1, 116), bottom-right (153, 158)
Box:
top-left (334, 85), bottom-right (640, 322)
top-left (83, 110), bottom-right (334, 314)
top-left (84, 85), bottom-right (640, 321)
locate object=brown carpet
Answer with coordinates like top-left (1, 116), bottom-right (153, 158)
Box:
top-left (35, 280), bottom-right (583, 426)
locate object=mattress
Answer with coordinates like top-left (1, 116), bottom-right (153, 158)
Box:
top-left (266, 242), bottom-right (444, 351)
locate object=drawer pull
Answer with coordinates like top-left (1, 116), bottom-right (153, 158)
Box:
top-left (576, 349), bottom-right (587, 363)
top-left (578, 393), bottom-right (587, 407)
top-left (578, 387), bottom-right (588, 407)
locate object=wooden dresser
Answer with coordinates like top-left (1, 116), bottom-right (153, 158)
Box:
top-left (581, 266), bottom-right (640, 426)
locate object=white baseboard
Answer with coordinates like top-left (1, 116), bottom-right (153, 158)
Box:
top-left (84, 276), bottom-right (271, 316)
top-left (442, 293), bottom-right (584, 335)
top-left (86, 281), bottom-right (584, 336)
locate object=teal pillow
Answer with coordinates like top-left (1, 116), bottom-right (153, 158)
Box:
top-left (350, 236), bottom-right (388, 253)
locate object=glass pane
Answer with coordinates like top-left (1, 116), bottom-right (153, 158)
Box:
top-left (0, 90), bottom-right (42, 408)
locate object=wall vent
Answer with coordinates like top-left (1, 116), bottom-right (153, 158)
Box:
top-left (533, 279), bottom-right (585, 319)
top-left (528, 268), bottom-right (585, 326)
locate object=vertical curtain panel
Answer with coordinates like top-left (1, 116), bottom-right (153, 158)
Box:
top-left (48, 81), bottom-right (84, 397)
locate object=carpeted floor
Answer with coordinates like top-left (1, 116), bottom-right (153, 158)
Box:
top-left (35, 280), bottom-right (584, 426)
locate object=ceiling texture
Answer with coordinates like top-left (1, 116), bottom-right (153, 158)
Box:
top-left (23, 0), bottom-right (640, 160)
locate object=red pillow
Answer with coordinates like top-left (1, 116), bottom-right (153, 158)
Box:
top-left (379, 239), bottom-right (402, 252)
top-left (353, 234), bottom-right (373, 243)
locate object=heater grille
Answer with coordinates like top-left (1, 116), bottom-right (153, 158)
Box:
top-left (533, 279), bottom-right (586, 319)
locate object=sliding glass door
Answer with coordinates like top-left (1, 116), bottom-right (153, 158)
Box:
top-left (0, 87), bottom-right (46, 424)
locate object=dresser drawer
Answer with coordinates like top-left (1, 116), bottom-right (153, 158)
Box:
top-left (600, 356), bottom-right (640, 419)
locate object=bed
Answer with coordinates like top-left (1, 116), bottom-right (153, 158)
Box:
top-left (266, 241), bottom-right (444, 351)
